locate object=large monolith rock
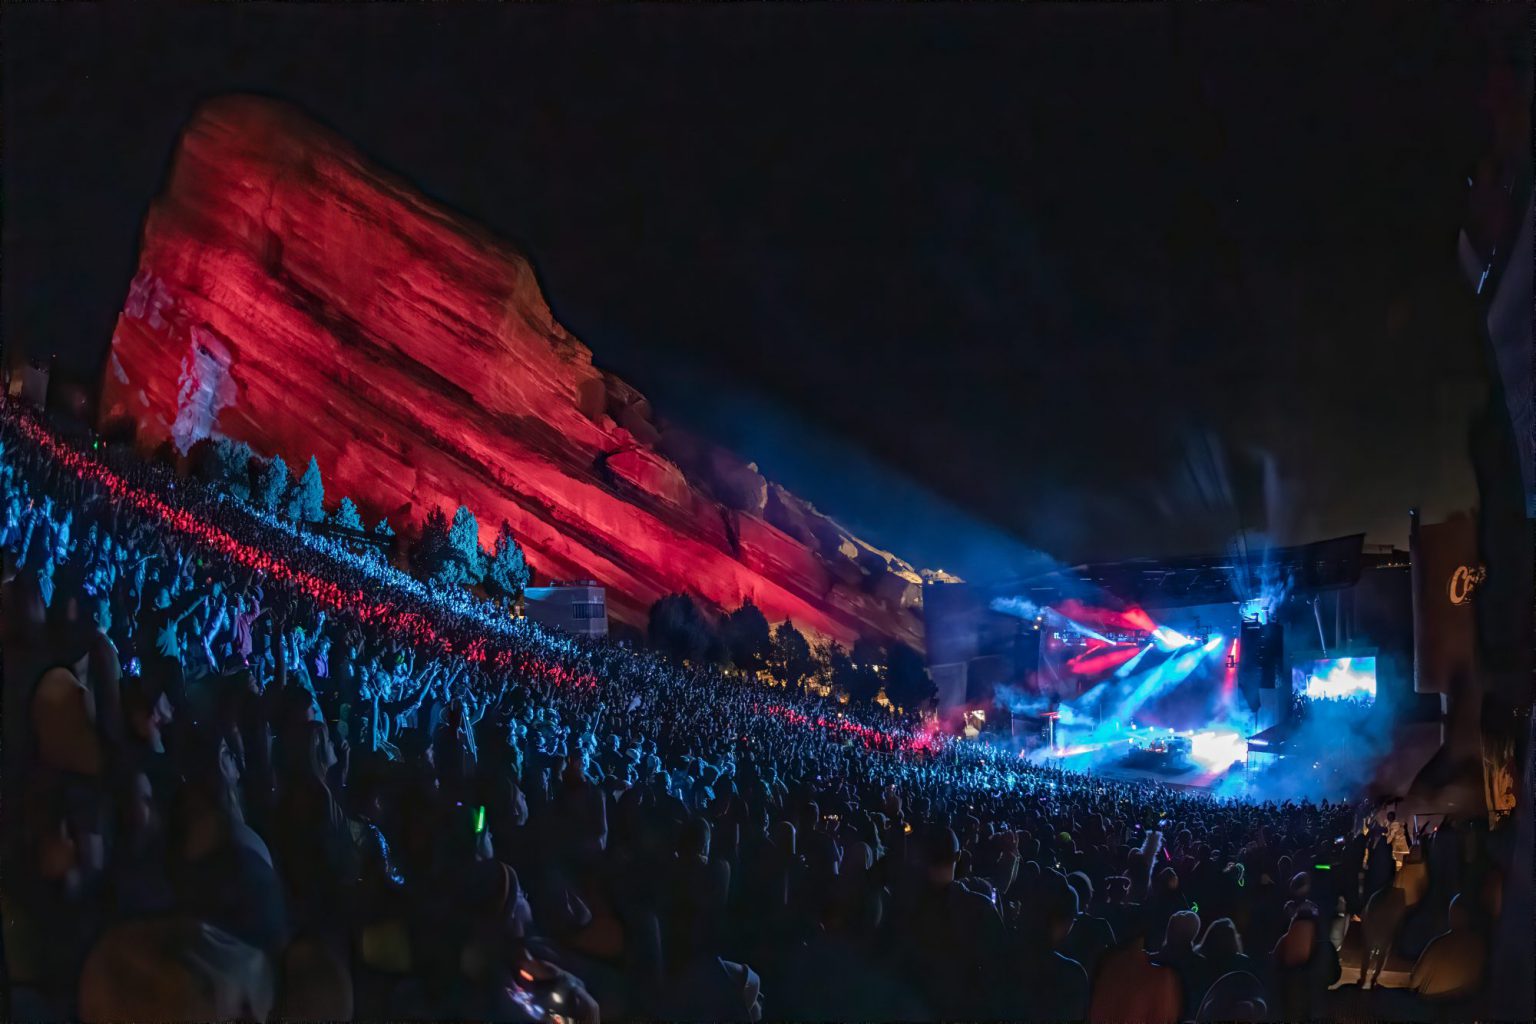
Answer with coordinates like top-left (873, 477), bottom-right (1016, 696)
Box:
top-left (101, 95), bottom-right (941, 645)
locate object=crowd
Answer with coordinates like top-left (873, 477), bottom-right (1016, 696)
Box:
top-left (0, 399), bottom-right (1520, 1022)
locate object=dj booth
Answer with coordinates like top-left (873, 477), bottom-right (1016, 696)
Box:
top-left (1125, 734), bottom-right (1193, 771)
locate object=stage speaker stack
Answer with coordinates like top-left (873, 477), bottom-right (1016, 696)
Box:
top-left (1238, 620), bottom-right (1283, 710)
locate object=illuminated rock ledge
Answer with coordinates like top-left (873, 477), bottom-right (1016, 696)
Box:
top-left (102, 95), bottom-right (944, 645)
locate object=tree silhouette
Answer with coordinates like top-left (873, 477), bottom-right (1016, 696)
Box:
top-left (332, 496), bottom-right (364, 531)
top-left (286, 455), bottom-right (326, 523)
top-left (193, 437), bottom-right (254, 500)
top-left (371, 515), bottom-right (395, 564)
top-left (447, 505), bottom-right (485, 583)
top-left (255, 454), bottom-right (290, 513)
top-left (771, 621), bottom-right (816, 685)
top-left (723, 600), bottom-right (773, 672)
top-left (648, 593), bottom-right (717, 663)
top-left (411, 507), bottom-right (457, 583)
top-left (485, 520), bottom-right (532, 602)
top-left (833, 637), bottom-right (885, 705)
top-left (220, 439), bottom-right (256, 501)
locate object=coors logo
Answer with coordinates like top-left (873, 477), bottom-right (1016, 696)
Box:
top-left (1447, 565), bottom-right (1486, 606)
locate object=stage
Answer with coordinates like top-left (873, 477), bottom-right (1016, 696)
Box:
top-left (1052, 754), bottom-right (1237, 791)
top-left (932, 531), bottom-right (1412, 802)
top-left (1023, 725), bottom-right (1251, 791)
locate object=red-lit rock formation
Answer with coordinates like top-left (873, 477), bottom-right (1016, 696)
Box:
top-left (101, 96), bottom-right (940, 646)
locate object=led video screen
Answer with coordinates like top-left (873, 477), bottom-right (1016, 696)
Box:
top-left (1293, 656), bottom-right (1377, 704)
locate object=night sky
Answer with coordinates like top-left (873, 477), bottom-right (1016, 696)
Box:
top-left (4, 4), bottom-right (1519, 578)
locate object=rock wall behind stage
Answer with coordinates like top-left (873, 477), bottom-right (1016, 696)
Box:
top-left (100, 95), bottom-right (945, 646)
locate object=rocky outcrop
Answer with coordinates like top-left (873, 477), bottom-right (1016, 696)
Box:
top-left (657, 426), bottom-right (769, 516)
top-left (100, 96), bottom-right (942, 646)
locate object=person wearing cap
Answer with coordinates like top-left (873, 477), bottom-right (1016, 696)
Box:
top-left (120, 674), bottom-right (177, 811)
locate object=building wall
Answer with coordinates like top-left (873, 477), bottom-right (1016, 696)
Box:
top-left (524, 584), bottom-right (608, 638)
top-left (924, 581), bottom-right (1040, 721)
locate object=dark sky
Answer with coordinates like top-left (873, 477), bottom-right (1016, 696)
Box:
top-left (3, 4), bottom-right (1518, 578)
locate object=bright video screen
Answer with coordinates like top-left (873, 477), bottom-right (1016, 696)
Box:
top-left (1294, 656), bottom-right (1376, 704)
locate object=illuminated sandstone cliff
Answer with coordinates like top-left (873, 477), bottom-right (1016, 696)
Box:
top-left (100, 95), bottom-right (947, 645)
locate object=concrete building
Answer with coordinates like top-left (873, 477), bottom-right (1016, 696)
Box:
top-left (523, 582), bottom-right (607, 638)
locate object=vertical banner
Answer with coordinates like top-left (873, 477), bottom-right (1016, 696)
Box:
top-left (1408, 510), bottom-right (1491, 815)
top-left (1410, 512), bottom-right (1482, 695)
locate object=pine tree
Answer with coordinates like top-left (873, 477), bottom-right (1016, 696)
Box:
top-left (485, 520), bottom-right (532, 602)
top-left (447, 505), bottom-right (485, 583)
top-left (286, 456), bottom-right (326, 523)
top-left (371, 516), bottom-right (395, 564)
top-left (771, 621), bottom-right (815, 685)
top-left (219, 439), bottom-right (256, 501)
top-left (192, 437), bottom-right (254, 500)
top-left (256, 455), bottom-right (290, 513)
top-left (821, 641), bottom-right (854, 692)
top-left (723, 600), bottom-right (773, 672)
top-left (834, 638), bottom-right (884, 705)
top-left (648, 594), bottom-right (716, 663)
top-left (333, 496), bottom-right (364, 531)
top-left (706, 631), bottom-right (732, 667)
top-left (411, 507), bottom-right (457, 583)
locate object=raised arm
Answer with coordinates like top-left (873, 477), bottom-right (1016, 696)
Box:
top-left (381, 663), bottom-right (435, 718)
top-left (267, 622), bottom-right (291, 708)
top-left (204, 593), bottom-right (231, 640)
top-left (170, 592), bottom-right (208, 626)
top-left (402, 663), bottom-right (442, 713)
top-left (466, 688), bottom-right (490, 727)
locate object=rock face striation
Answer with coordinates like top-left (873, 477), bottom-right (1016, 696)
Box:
top-left (101, 96), bottom-right (948, 646)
